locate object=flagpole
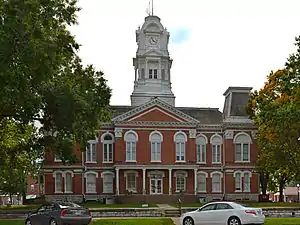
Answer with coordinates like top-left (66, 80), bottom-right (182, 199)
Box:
top-left (151, 0), bottom-right (154, 15)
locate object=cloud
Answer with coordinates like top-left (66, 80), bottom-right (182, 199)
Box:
top-left (170, 28), bottom-right (190, 44)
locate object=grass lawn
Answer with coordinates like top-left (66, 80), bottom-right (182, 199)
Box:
top-left (265, 218), bottom-right (300, 224)
top-left (169, 201), bottom-right (300, 208)
top-left (0, 218), bottom-right (174, 225)
top-left (0, 203), bottom-right (157, 211)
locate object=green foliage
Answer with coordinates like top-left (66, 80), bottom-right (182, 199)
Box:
top-left (247, 37), bottom-right (300, 200)
top-left (0, 0), bottom-right (112, 195)
top-left (0, 0), bottom-right (111, 155)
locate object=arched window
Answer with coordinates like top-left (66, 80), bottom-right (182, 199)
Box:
top-left (174, 171), bottom-right (187, 192)
top-left (86, 140), bottom-right (97, 163)
top-left (53, 171), bottom-right (63, 193)
top-left (211, 134), bottom-right (222, 164)
top-left (233, 171), bottom-right (242, 192)
top-left (211, 172), bottom-right (222, 193)
top-left (234, 133), bottom-right (252, 162)
top-left (64, 171), bottom-right (73, 193)
top-left (85, 172), bottom-right (98, 194)
top-left (243, 172), bottom-right (251, 192)
top-left (101, 171), bottom-right (115, 194)
top-left (101, 133), bottom-right (114, 163)
top-left (150, 131), bottom-right (163, 162)
top-left (197, 172), bottom-right (208, 192)
top-left (124, 131), bottom-right (138, 162)
top-left (196, 135), bottom-right (207, 163)
top-left (174, 132), bottom-right (187, 162)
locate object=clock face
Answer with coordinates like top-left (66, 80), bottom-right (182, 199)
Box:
top-left (148, 36), bottom-right (158, 45)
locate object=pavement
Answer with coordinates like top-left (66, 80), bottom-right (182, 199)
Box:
top-left (93, 217), bottom-right (180, 225)
top-left (157, 204), bottom-right (176, 209)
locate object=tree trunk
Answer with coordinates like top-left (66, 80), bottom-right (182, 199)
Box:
top-left (279, 179), bottom-right (285, 202)
top-left (259, 172), bottom-right (269, 195)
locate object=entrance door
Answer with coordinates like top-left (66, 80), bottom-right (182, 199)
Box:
top-left (150, 178), bottom-right (163, 194)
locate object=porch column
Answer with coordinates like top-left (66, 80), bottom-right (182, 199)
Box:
top-left (116, 168), bottom-right (119, 196)
top-left (194, 169), bottom-right (197, 195)
top-left (142, 168), bottom-right (146, 195)
top-left (169, 169), bottom-right (172, 195)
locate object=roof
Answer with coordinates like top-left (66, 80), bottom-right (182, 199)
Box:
top-left (110, 105), bottom-right (223, 124)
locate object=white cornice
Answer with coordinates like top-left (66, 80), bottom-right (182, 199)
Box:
top-left (112, 98), bottom-right (200, 123)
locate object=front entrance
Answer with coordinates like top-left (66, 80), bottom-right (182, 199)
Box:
top-left (150, 178), bottom-right (162, 194)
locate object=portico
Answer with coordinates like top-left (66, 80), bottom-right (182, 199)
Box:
top-left (114, 164), bottom-right (198, 196)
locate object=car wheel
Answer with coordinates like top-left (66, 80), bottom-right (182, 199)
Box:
top-left (25, 220), bottom-right (32, 225)
top-left (49, 219), bottom-right (57, 225)
top-left (183, 217), bottom-right (194, 225)
top-left (227, 216), bottom-right (241, 225)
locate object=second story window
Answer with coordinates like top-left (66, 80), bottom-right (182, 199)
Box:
top-left (101, 133), bottom-right (114, 163)
top-left (150, 131), bottom-right (163, 162)
top-left (149, 69), bottom-right (158, 79)
top-left (153, 69), bottom-right (158, 79)
top-left (125, 131), bottom-right (138, 162)
top-left (234, 132), bottom-right (252, 162)
top-left (86, 141), bottom-right (97, 163)
top-left (174, 132), bottom-right (187, 162)
top-left (211, 134), bottom-right (222, 164)
top-left (196, 135), bottom-right (207, 163)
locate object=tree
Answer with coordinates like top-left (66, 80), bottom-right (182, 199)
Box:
top-left (0, 0), bottom-right (112, 166)
top-left (247, 63), bottom-right (300, 201)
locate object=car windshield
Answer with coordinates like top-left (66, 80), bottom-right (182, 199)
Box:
top-left (58, 202), bottom-right (81, 208)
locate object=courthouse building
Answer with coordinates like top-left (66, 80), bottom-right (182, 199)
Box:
top-left (42, 14), bottom-right (259, 204)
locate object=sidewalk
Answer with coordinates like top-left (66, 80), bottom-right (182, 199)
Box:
top-left (157, 204), bottom-right (176, 209)
top-left (93, 217), bottom-right (180, 225)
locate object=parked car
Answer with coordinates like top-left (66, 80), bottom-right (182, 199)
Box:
top-left (180, 201), bottom-right (265, 225)
top-left (25, 201), bottom-right (92, 225)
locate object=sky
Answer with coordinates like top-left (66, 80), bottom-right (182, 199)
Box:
top-left (70, 0), bottom-right (300, 111)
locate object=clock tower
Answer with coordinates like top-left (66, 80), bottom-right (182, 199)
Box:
top-left (130, 15), bottom-right (176, 107)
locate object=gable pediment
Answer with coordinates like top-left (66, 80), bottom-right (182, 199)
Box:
top-left (112, 98), bottom-right (200, 124)
top-left (142, 49), bottom-right (163, 57)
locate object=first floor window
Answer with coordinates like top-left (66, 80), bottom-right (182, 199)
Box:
top-left (197, 174), bottom-right (206, 192)
top-left (244, 173), bottom-right (250, 192)
top-left (86, 173), bottom-right (96, 193)
top-left (103, 174), bottom-right (114, 193)
top-left (65, 172), bottom-right (72, 193)
top-left (175, 174), bottom-right (186, 192)
top-left (235, 173), bottom-right (242, 191)
top-left (126, 173), bottom-right (137, 192)
top-left (212, 144), bottom-right (221, 163)
top-left (55, 173), bottom-right (62, 193)
top-left (212, 174), bottom-right (221, 192)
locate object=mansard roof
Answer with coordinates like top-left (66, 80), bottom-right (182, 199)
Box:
top-left (109, 101), bottom-right (223, 124)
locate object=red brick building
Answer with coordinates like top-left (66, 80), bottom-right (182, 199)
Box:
top-left (42, 15), bottom-right (259, 204)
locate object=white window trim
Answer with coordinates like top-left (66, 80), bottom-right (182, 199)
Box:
top-left (174, 170), bottom-right (188, 193)
top-left (212, 144), bottom-right (222, 164)
top-left (233, 171), bottom-right (242, 193)
top-left (174, 131), bottom-right (187, 163)
top-left (150, 130), bottom-right (163, 162)
top-left (53, 171), bottom-right (63, 194)
top-left (197, 171), bottom-right (208, 193)
top-left (210, 171), bottom-right (223, 193)
top-left (101, 132), bottom-right (115, 163)
top-left (243, 171), bottom-right (252, 193)
top-left (124, 130), bottom-right (138, 162)
top-left (86, 140), bottom-right (97, 163)
top-left (234, 132), bottom-right (252, 163)
top-left (101, 171), bottom-right (115, 194)
top-left (63, 170), bottom-right (74, 194)
top-left (196, 144), bottom-right (206, 164)
top-left (84, 171), bottom-right (98, 194)
top-left (211, 134), bottom-right (222, 164)
top-left (124, 170), bottom-right (139, 193)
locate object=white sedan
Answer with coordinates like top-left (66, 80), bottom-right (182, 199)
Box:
top-left (180, 201), bottom-right (265, 225)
